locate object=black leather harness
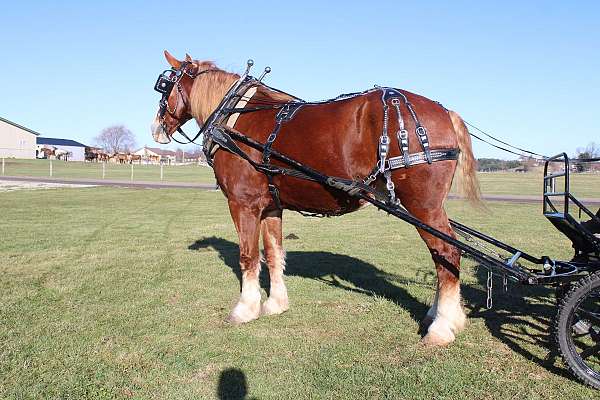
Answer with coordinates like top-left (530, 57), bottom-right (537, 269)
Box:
top-left (154, 65), bottom-right (459, 214)
top-left (261, 103), bottom-right (305, 209)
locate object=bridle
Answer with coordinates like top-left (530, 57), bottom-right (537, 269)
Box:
top-left (154, 62), bottom-right (208, 144)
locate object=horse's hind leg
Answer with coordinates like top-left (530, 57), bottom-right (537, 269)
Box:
top-left (260, 210), bottom-right (289, 316)
top-left (398, 193), bottom-right (466, 346)
top-left (415, 208), bottom-right (465, 345)
top-left (226, 201), bottom-right (263, 324)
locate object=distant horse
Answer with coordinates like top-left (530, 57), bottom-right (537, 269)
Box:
top-left (85, 151), bottom-right (98, 162)
top-left (37, 146), bottom-right (54, 159)
top-left (85, 147), bottom-right (107, 162)
top-left (127, 154), bottom-right (142, 164)
top-left (110, 153), bottom-right (128, 164)
top-left (151, 51), bottom-right (480, 346)
top-left (54, 149), bottom-right (70, 161)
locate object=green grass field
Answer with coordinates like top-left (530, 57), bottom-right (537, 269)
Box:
top-left (1, 158), bottom-right (216, 184)
top-left (1, 187), bottom-right (597, 399)
top-left (476, 171), bottom-right (600, 198)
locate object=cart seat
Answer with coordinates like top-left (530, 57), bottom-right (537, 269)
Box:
top-left (545, 212), bottom-right (600, 254)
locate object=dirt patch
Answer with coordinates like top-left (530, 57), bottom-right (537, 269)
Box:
top-left (0, 179), bottom-right (96, 192)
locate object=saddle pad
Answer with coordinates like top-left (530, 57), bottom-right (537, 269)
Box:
top-left (226, 86), bottom-right (258, 128)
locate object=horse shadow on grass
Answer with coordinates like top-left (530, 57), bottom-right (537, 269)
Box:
top-left (188, 236), bottom-right (429, 326)
top-left (189, 236), bottom-right (574, 382)
top-left (462, 266), bottom-right (573, 381)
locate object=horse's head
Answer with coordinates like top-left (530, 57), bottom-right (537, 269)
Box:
top-left (151, 50), bottom-right (202, 144)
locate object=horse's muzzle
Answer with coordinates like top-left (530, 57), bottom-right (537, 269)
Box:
top-left (151, 120), bottom-right (171, 144)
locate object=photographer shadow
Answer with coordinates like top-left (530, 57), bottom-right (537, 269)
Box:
top-left (217, 368), bottom-right (257, 400)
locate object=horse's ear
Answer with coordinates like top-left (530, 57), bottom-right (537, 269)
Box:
top-left (164, 50), bottom-right (181, 69)
top-left (185, 53), bottom-right (193, 62)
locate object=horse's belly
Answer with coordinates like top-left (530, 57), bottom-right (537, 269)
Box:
top-left (276, 175), bottom-right (366, 216)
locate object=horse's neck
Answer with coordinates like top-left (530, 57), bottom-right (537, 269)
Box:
top-left (191, 73), bottom-right (238, 122)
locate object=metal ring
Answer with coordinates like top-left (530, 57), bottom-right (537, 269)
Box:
top-left (416, 126), bottom-right (427, 136)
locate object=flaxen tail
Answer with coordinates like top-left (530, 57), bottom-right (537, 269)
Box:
top-left (449, 110), bottom-right (481, 206)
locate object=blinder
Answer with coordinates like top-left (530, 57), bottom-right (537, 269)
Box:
top-left (154, 69), bottom-right (185, 117)
top-left (154, 69), bottom-right (180, 94)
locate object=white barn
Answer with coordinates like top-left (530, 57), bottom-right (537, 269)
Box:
top-left (37, 138), bottom-right (88, 162)
top-left (133, 146), bottom-right (177, 164)
top-left (0, 116), bottom-right (40, 159)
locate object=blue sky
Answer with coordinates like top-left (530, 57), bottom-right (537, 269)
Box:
top-left (1, 1), bottom-right (598, 158)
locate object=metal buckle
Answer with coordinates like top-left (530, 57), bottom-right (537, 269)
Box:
top-left (379, 135), bottom-right (390, 171)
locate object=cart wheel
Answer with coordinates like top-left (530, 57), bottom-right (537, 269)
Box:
top-left (555, 272), bottom-right (600, 389)
top-left (556, 283), bottom-right (572, 304)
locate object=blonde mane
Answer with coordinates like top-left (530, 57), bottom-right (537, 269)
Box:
top-left (189, 61), bottom-right (295, 122)
top-left (189, 62), bottom-right (238, 122)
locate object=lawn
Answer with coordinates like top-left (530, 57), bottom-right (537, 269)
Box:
top-left (0, 158), bottom-right (216, 184)
top-left (475, 170), bottom-right (600, 198)
top-left (0, 187), bottom-right (597, 399)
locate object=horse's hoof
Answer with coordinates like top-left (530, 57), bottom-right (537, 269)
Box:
top-left (225, 312), bottom-right (257, 325)
top-left (420, 330), bottom-right (455, 347)
top-left (260, 297), bottom-right (289, 316)
top-left (225, 304), bottom-right (260, 325)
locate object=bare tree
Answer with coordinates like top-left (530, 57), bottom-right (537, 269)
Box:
top-left (576, 142), bottom-right (600, 159)
top-left (94, 125), bottom-right (136, 154)
top-left (574, 142), bottom-right (599, 172)
top-left (518, 155), bottom-right (536, 172)
top-left (175, 147), bottom-right (185, 163)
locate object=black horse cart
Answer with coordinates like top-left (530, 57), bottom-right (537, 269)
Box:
top-left (370, 153), bottom-right (600, 388)
top-left (451, 153), bottom-right (600, 388)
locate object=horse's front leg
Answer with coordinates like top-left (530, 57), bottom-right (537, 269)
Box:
top-left (260, 210), bottom-right (289, 316)
top-left (226, 202), bottom-right (263, 325)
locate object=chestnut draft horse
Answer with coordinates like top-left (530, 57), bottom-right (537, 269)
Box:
top-left (151, 51), bottom-right (480, 346)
